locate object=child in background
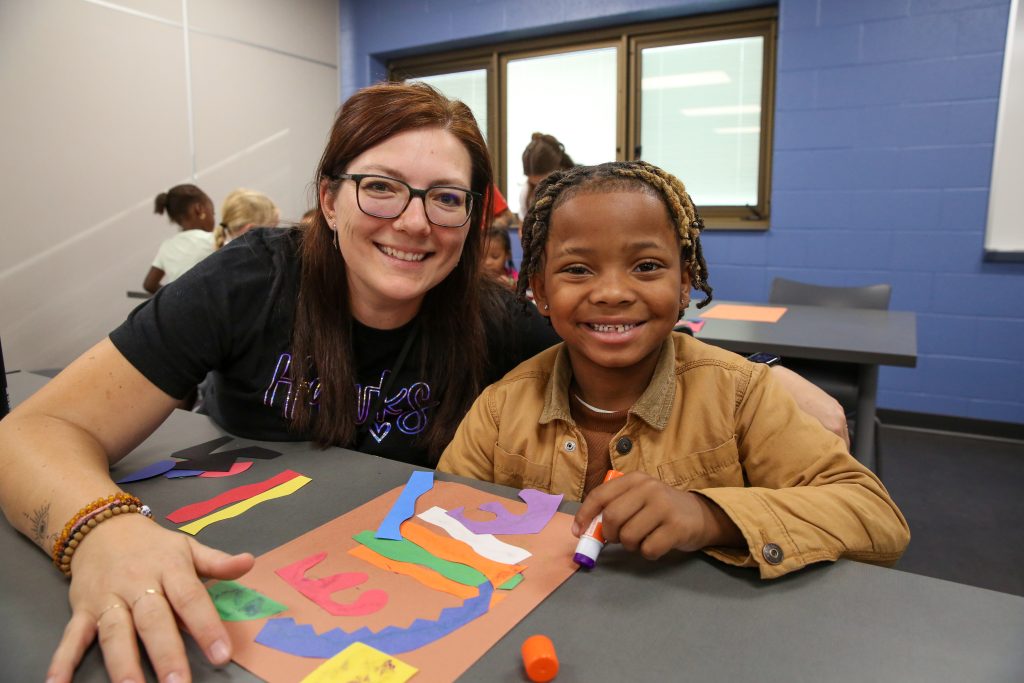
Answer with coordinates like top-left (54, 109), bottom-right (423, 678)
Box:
top-left (482, 226), bottom-right (518, 288)
top-left (438, 161), bottom-right (909, 578)
top-left (214, 188), bottom-right (280, 249)
top-left (144, 183), bottom-right (216, 293)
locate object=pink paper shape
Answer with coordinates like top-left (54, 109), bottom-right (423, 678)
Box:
top-left (275, 552), bottom-right (388, 617)
top-left (200, 461), bottom-right (254, 478)
top-left (447, 489), bottom-right (563, 535)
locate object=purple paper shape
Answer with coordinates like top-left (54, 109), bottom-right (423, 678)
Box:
top-left (114, 459), bottom-right (178, 483)
top-left (255, 580), bottom-right (492, 657)
top-left (375, 470), bottom-right (434, 540)
top-left (165, 469), bottom-right (203, 479)
top-left (446, 489), bottom-right (563, 535)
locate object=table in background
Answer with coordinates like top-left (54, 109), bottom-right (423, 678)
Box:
top-left (685, 300), bottom-right (918, 471)
top-left (1, 401), bottom-right (1020, 682)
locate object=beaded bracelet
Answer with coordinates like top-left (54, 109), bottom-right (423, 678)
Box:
top-left (51, 494), bottom-right (152, 577)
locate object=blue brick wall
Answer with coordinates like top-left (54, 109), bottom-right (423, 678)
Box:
top-left (341, 0), bottom-right (1024, 424)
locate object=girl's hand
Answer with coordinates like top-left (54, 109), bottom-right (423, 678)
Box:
top-left (572, 472), bottom-right (743, 560)
top-left (46, 514), bottom-right (254, 683)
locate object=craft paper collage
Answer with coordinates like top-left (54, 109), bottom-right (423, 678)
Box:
top-left (218, 480), bottom-right (579, 683)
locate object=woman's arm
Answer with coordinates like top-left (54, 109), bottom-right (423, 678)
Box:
top-left (769, 365), bottom-right (850, 448)
top-left (143, 266), bottom-right (165, 294)
top-left (0, 339), bottom-right (253, 683)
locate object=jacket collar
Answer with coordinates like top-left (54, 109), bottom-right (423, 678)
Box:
top-left (539, 337), bottom-right (676, 430)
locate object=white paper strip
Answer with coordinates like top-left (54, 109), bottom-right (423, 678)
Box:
top-left (417, 505), bottom-right (532, 564)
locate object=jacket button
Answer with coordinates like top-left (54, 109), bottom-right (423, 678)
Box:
top-left (762, 543), bottom-right (784, 565)
top-left (615, 437), bottom-right (632, 455)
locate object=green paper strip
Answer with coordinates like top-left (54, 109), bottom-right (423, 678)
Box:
top-left (353, 531), bottom-right (521, 590)
top-left (498, 574), bottom-right (522, 590)
top-left (208, 580), bottom-right (288, 621)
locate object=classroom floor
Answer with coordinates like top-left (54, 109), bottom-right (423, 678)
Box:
top-left (880, 423), bottom-right (1024, 597)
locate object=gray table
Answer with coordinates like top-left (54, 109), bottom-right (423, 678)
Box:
top-left (685, 300), bottom-right (918, 472)
top-left (1, 409), bottom-right (1021, 682)
top-left (5, 370), bottom-right (51, 408)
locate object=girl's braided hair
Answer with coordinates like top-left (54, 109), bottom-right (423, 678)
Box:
top-left (516, 160), bottom-right (713, 311)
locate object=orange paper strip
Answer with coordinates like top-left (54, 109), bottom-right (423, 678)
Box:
top-left (348, 546), bottom-right (507, 609)
top-left (700, 303), bottom-right (788, 323)
top-left (399, 521), bottom-right (526, 588)
top-left (348, 545), bottom-right (477, 600)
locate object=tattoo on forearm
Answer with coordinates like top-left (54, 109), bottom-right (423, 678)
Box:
top-left (25, 503), bottom-right (56, 548)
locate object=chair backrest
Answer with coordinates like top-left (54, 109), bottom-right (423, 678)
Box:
top-left (769, 277), bottom-right (891, 311)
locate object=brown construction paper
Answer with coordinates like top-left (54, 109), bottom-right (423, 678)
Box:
top-left (220, 480), bottom-right (579, 683)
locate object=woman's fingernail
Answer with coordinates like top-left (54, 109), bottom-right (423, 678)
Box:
top-left (210, 639), bottom-right (230, 663)
top-left (571, 522), bottom-right (579, 536)
top-left (165, 673), bottom-right (184, 683)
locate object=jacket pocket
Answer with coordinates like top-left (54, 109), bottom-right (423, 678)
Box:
top-left (492, 442), bottom-right (552, 490)
top-left (657, 437), bottom-right (743, 489)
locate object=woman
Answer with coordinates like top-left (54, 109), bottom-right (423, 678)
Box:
top-left (213, 188), bottom-right (280, 249)
top-left (0, 82), bottom-right (844, 682)
top-left (144, 184), bottom-right (217, 293)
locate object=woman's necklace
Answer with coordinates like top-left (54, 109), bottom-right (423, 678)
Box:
top-left (572, 392), bottom-right (623, 415)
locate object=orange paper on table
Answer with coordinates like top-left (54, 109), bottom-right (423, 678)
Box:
top-left (700, 303), bottom-right (788, 323)
top-left (398, 520), bottom-right (526, 588)
top-left (220, 480), bottom-right (578, 683)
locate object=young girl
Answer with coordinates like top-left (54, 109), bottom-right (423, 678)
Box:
top-left (438, 161), bottom-right (909, 578)
top-left (143, 183), bottom-right (216, 293)
top-left (483, 226), bottom-right (518, 288)
top-left (214, 188), bottom-right (280, 248)
top-left (519, 132), bottom-right (574, 219)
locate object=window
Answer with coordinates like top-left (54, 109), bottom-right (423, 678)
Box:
top-left (391, 7), bottom-right (776, 229)
top-left (409, 68), bottom-right (490, 141)
top-left (504, 45), bottom-right (618, 217)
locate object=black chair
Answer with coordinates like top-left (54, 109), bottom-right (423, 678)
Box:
top-left (768, 278), bottom-right (892, 474)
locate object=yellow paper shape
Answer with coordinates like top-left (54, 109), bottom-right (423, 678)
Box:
top-left (300, 642), bottom-right (418, 683)
top-left (700, 303), bottom-right (788, 323)
top-left (178, 476), bottom-right (312, 535)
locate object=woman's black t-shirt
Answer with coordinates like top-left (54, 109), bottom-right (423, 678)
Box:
top-left (109, 228), bottom-right (558, 466)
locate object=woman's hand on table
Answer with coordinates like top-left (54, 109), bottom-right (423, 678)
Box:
top-left (46, 514), bottom-right (254, 683)
top-left (572, 472), bottom-right (743, 559)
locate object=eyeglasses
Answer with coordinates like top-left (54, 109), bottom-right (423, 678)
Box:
top-left (336, 173), bottom-right (480, 228)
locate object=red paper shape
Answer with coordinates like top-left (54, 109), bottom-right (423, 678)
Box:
top-left (200, 461), bottom-right (254, 478)
top-left (275, 552), bottom-right (388, 617)
top-left (166, 470), bottom-right (301, 524)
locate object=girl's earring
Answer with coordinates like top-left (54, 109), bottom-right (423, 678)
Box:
top-left (543, 304), bottom-right (550, 311)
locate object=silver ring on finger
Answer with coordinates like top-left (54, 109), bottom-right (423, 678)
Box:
top-left (130, 587), bottom-right (164, 610)
top-left (95, 602), bottom-right (127, 627)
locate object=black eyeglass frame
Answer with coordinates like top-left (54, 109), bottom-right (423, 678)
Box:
top-left (334, 173), bottom-right (483, 228)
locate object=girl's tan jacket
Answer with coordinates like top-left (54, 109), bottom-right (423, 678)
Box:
top-left (438, 333), bottom-right (910, 579)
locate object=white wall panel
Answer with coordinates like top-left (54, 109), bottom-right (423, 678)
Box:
top-left (0, 0), bottom-right (339, 372)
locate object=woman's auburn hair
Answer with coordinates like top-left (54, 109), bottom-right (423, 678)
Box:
top-left (289, 81), bottom-right (493, 463)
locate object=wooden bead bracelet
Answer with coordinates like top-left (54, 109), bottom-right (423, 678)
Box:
top-left (51, 494), bottom-right (152, 577)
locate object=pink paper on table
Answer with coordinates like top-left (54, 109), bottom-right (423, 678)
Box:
top-left (201, 461), bottom-right (254, 478)
top-left (221, 480), bottom-right (578, 683)
top-left (700, 303), bottom-right (788, 323)
top-left (676, 319), bottom-right (706, 333)
top-left (275, 552), bottom-right (388, 617)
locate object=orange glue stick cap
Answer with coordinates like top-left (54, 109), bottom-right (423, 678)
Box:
top-left (522, 634), bottom-right (559, 682)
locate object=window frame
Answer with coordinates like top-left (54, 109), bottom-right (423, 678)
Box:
top-left (629, 18), bottom-right (777, 228)
top-left (389, 6), bottom-right (777, 229)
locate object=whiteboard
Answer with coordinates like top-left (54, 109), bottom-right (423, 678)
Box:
top-left (986, 0), bottom-right (1024, 260)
